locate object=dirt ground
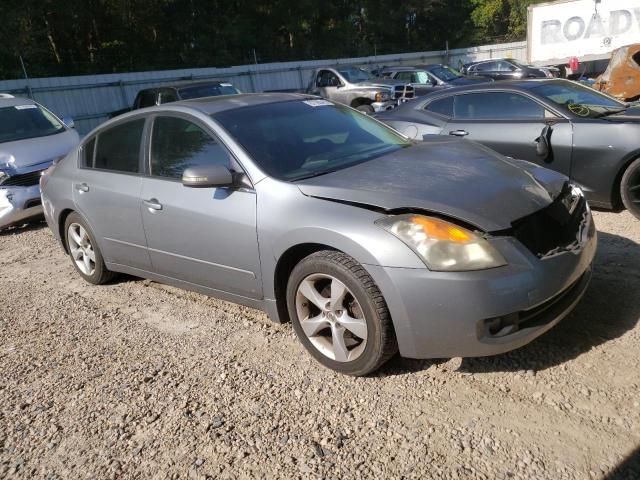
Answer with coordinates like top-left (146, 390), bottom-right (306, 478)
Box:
top-left (1, 210), bottom-right (639, 479)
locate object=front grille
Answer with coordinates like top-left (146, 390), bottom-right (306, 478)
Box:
top-left (0, 169), bottom-right (44, 187)
top-left (394, 85), bottom-right (415, 99)
top-left (511, 183), bottom-right (589, 258)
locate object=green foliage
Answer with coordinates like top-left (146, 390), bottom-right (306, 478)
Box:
top-left (0, 0), bottom-right (531, 80)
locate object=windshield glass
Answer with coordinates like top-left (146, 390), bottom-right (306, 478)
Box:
top-left (213, 100), bottom-right (410, 181)
top-left (337, 67), bottom-right (374, 83)
top-left (430, 66), bottom-right (460, 82)
top-left (530, 80), bottom-right (624, 118)
top-left (0, 104), bottom-right (65, 144)
top-left (178, 83), bottom-right (240, 100)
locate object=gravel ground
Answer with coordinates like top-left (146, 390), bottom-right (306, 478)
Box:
top-left (1, 210), bottom-right (639, 479)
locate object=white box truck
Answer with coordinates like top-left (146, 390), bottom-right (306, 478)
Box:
top-left (527, 0), bottom-right (640, 76)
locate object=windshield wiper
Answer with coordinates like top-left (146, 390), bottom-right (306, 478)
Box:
top-left (291, 169), bottom-right (339, 182)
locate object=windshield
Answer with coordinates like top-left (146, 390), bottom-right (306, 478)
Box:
top-left (0, 104), bottom-right (65, 144)
top-left (530, 80), bottom-right (624, 118)
top-left (213, 100), bottom-right (410, 181)
top-left (178, 83), bottom-right (240, 100)
top-left (430, 66), bottom-right (461, 82)
top-left (337, 67), bottom-right (374, 83)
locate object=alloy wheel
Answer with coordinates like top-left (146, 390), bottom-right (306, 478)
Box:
top-left (67, 223), bottom-right (96, 276)
top-left (627, 169), bottom-right (640, 206)
top-left (295, 273), bottom-right (368, 362)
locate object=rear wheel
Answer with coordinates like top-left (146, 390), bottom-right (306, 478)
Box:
top-left (64, 212), bottom-right (115, 284)
top-left (356, 104), bottom-right (375, 115)
top-left (621, 158), bottom-right (640, 220)
top-left (286, 250), bottom-right (397, 376)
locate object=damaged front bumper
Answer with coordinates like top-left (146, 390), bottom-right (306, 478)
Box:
top-left (0, 184), bottom-right (44, 229)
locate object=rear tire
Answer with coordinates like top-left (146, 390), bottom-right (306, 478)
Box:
top-left (286, 250), bottom-right (397, 376)
top-left (621, 158), bottom-right (640, 220)
top-left (356, 104), bottom-right (375, 115)
top-left (64, 212), bottom-right (115, 285)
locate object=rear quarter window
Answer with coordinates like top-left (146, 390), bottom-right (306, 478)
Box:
top-left (94, 119), bottom-right (145, 173)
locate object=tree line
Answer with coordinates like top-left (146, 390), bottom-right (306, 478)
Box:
top-left (0, 0), bottom-right (543, 80)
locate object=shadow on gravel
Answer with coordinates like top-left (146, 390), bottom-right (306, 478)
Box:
top-left (604, 445), bottom-right (640, 480)
top-left (0, 218), bottom-right (47, 236)
top-left (376, 231), bottom-right (640, 377)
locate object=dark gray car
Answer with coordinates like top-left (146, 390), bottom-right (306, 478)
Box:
top-left (461, 58), bottom-right (552, 80)
top-left (378, 79), bottom-right (640, 220)
top-left (41, 93), bottom-right (595, 376)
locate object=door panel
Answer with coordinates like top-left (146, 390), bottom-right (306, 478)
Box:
top-left (73, 118), bottom-right (150, 270)
top-left (140, 179), bottom-right (261, 298)
top-left (445, 120), bottom-right (573, 176)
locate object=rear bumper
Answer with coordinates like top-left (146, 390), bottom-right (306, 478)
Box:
top-left (366, 216), bottom-right (597, 359)
top-left (0, 185), bottom-right (44, 229)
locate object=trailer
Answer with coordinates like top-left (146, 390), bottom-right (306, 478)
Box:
top-left (527, 0), bottom-right (640, 76)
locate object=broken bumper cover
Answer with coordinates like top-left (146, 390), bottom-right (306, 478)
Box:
top-left (366, 212), bottom-right (597, 359)
top-left (0, 184), bottom-right (44, 229)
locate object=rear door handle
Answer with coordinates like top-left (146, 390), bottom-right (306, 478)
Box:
top-left (74, 183), bottom-right (89, 192)
top-left (449, 130), bottom-right (469, 137)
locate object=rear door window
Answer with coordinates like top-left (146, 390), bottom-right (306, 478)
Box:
top-left (454, 92), bottom-right (544, 120)
top-left (150, 116), bottom-right (231, 179)
top-left (94, 119), bottom-right (145, 173)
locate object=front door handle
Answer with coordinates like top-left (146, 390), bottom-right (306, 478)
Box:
top-left (74, 183), bottom-right (89, 192)
top-left (449, 130), bottom-right (469, 137)
top-left (143, 198), bottom-right (163, 211)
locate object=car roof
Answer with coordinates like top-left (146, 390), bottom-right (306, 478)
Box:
top-left (417, 78), bottom-right (565, 98)
top-left (0, 96), bottom-right (37, 108)
top-left (381, 64), bottom-right (446, 72)
top-left (140, 79), bottom-right (232, 92)
top-left (168, 92), bottom-right (317, 115)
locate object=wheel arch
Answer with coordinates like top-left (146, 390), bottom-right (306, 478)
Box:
top-left (273, 243), bottom-right (339, 324)
top-left (350, 97), bottom-right (373, 108)
top-left (58, 208), bottom-right (76, 253)
top-left (611, 151), bottom-right (640, 210)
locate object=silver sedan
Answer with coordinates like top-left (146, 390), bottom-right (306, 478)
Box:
top-left (41, 93), bottom-right (596, 376)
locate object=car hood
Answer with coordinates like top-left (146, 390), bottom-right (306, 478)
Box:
top-left (0, 129), bottom-right (80, 171)
top-left (296, 138), bottom-right (566, 232)
top-left (356, 78), bottom-right (406, 88)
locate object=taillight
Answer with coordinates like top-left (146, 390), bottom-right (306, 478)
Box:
top-left (40, 155), bottom-right (64, 189)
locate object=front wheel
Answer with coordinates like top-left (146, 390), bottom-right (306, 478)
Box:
top-left (356, 104), bottom-right (375, 115)
top-left (621, 158), bottom-right (640, 220)
top-left (286, 250), bottom-right (397, 376)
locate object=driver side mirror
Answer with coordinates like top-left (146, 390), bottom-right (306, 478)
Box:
top-left (62, 116), bottom-right (75, 129)
top-left (182, 164), bottom-right (234, 188)
top-left (536, 125), bottom-right (554, 163)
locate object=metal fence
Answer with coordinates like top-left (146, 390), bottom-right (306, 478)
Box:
top-left (0, 41), bottom-right (526, 135)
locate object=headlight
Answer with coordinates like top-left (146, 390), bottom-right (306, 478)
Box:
top-left (375, 91), bottom-right (391, 102)
top-left (376, 214), bottom-right (507, 271)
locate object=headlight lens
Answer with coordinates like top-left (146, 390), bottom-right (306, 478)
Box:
top-left (376, 214), bottom-right (507, 271)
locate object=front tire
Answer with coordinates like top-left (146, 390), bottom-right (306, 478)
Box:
top-left (356, 104), bottom-right (375, 115)
top-left (286, 250), bottom-right (397, 376)
top-left (64, 212), bottom-right (114, 285)
top-left (621, 158), bottom-right (640, 220)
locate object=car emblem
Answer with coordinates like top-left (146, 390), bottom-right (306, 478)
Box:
top-left (561, 188), bottom-right (581, 215)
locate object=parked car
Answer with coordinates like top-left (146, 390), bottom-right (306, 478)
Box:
top-left (306, 66), bottom-right (414, 114)
top-left (461, 58), bottom-right (556, 80)
top-left (110, 80), bottom-right (241, 118)
top-left (376, 64), bottom-right (490, 96)
top-left (0, 94), bottom-right (79, 230)
top-left (377, 79), bottom-right (640, 220)
top-left (594, 43), bottom-right (640, 102)
top-left (41, 93), bottom-right (595, 376)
